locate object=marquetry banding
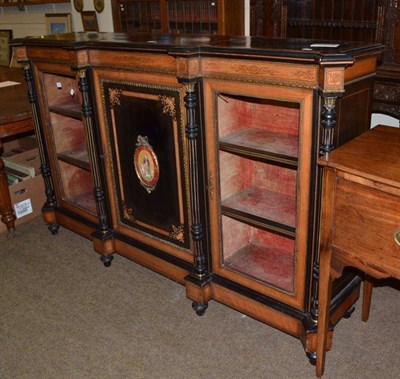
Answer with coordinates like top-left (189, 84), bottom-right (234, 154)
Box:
top-left (322, 67), bottom-right (345, 92)
top-left (201, 57), bottom-right (319, 87)
top-left (88, 50), bottom-right (177, 73)
top-left (176, 57), bottom-right (201, 79)
top-left (75, 49), bottom-right (90, 67)
top-left (26, 46), bottom-right (70, 63)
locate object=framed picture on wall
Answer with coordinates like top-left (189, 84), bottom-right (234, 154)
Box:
top-left (0, 30), bottom-right (12, 67)
top-left (45, 13), bottom-right (72, 35)
top-left (81, 11), bottom-right (99, 32)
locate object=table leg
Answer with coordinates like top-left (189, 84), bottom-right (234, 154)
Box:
top-left (362, 275), bottom-right (373, 322)
top-left (316, 167), bottom-right (336, 377)
top-left (316, 253), bottom-right (333, 377)
top-left (0, 141), bottom-right (16, 238)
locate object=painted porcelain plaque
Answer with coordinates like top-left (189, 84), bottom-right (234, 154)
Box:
top-left (134, 135), bottom-right (159, 193)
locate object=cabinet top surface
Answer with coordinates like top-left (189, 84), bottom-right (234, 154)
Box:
top-left (319, 125), bottom-right (400, 188)
top-left (12, 32), bottom-right (384, 63)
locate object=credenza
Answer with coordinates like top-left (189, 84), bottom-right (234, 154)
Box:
top-left (12, 33), bottom-right (383, 364)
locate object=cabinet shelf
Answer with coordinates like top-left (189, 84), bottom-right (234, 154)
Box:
top-left (222, 207), bottom-right (295, 238)
top-left (65, 192), bottom-right (97, 214)
top-left (49, 104), bottom-right (82, 120)
top-left (224, 240), bottom-right (294, 292)
top-left (57, 146), bottom-right (90, 171)
top-left (219, 129), bottom-right (298, 167)
top-left (222, 186), bottom-right (296, 235)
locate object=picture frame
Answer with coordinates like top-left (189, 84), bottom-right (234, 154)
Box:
top-left (0, 30), bottom-right (12, 67)
top-left (45, 13), bottom-right (72, 35)
top-left (81, 11), bottom-right (99, 32)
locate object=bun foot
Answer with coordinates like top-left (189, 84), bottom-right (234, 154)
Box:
top-left (48, 224), bottom-right (59, 235)
top-left (307, 351), bottom-right (316, 366)
top-left (192, 301), bottom-right (208, 316)
top-left (343, 306), bottom-right (355, 319)
top-left (101, 254), bottom-right (113, 267)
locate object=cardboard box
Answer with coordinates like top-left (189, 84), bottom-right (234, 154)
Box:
top-left (0, 147), bottom-right (46, 235)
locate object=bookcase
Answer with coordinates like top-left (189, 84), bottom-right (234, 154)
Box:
top-left (250, 0), bottom-right (400, 120)
top-left (12, 32), bottom-right (383, 365)
top-left (111, 0), bottom-right (244, 35)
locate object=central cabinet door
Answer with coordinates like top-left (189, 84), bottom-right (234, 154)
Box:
top-left (94, 69), bottom-right (193, 262)
top-left (204, 78), bottom-right (314, 309)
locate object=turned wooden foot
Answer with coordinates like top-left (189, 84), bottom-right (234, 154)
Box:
top-left (48, 223), bottom-right (60, 235)
top-left (101, 254), bottom-right (113, 267)
top-left (192, 301), bottom-right (208, 316)
top-left (343, 305), bottom-right (355, 319)
top-left (307, 351), bottom-right (316, 366)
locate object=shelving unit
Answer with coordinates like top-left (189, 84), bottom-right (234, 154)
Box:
top-left (111, 0), bottom-right (244, 35)
top-left (213, 92), bottom-right (299, 294)
top-left (42, 72), bottom-right (96, 217)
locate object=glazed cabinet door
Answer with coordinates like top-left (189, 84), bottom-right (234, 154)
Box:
top-left (36, 66), bottom-right (97, 224)
top-left (204, 78), bottom-right (314, 309)
top-left (92, 68), bottom-right (193, 263)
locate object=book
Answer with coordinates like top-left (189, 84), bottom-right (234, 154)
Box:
top-left (5, 166), bottom-right (30, 182)
top-left (7, 173), bottom-right (20, 185)
top-left (2, 157), bottom-right (36, 178)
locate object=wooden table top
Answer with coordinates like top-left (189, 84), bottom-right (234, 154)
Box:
top-left (0, 66), bottom-right (33, 139)
top-left (319, 125), bottom-right (400, 189)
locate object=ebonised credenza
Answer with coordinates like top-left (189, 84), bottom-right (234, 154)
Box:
top-left (11, 33), bottom-right (383, 365)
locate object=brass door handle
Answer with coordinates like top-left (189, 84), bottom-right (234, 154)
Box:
top-left (394, 229), bottom-right (400, 246)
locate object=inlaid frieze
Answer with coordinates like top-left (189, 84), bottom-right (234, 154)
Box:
top-left (201, 58), bottom-right (318, 87)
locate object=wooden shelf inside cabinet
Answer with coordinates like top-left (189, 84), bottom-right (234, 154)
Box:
top-left (49, 104), bottom-right (82, 120)
top-left (221, 214), bottom-right (296, 292)
top-left (222, 187), bottom-right (296, 236)
top-left (57, 147), bottom-right (90, 171)
top-left (65, 192), bottom-right (97, 214)
top-left (224, 240), bottom-right (295, 292)
top-left (219, 129), bottom-right (299, 167)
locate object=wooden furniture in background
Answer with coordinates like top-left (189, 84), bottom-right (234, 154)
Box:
top-left (316, 125), bottom-right (400, 377)
top-left (0, 67), bottom-right (34, 238)
top-left (12, 32), bottom-right (383, 365)
top-left (111, 0), bottom-right (244, 35)
top-left (0, 0), bottom-right (69, 8)
top-left (250, 0), bottom-right (400, 121)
